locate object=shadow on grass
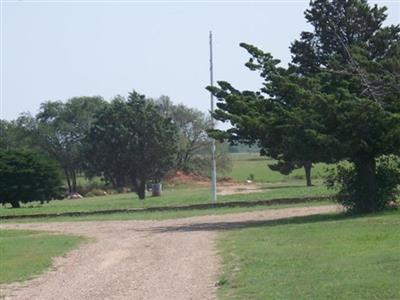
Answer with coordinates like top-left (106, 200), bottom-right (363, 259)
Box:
top-left (147, 211), bottom-right (374, 233)
top-left (261, 185), bottom-right (306, 190)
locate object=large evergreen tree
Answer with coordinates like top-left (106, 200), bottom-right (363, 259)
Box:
top-left (209, 0), bottom-right (400, 212)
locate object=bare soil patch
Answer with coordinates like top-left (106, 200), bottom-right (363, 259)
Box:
top-left (217, 183), bottom-right (267, 196)
top-left (166, 170), bottom-right (267, 196)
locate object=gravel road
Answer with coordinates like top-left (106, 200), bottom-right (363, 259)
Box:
top-left (0, 205), bottom-right (339, 300)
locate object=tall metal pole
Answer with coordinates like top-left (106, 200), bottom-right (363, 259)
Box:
top-left (209, 31), bottom-right (217, 203)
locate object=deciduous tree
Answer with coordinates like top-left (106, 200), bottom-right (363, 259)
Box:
top-left (86, 91), bottom-right (178, 199)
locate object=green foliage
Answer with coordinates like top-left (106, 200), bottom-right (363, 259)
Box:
top-left (189, 141), bottom-right (233, 178)
top-left (153, 96), bottom-right (233, 175)
top-left (35, 96), bottom-right (107, 194)
top-left (86, 91), bottom-right (178, 199)
top-left (0, 115), bottom-right (39, 151)
top-left (327, 156), bottom-right (400, 212)
top-left (208, 0), bottom-right (400, 212)
top-left (0, 150), bottom-right (64, 208)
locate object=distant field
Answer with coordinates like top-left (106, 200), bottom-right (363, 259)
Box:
top-left (217, 209), bottom-right (400, 299)
top-left (226, 153), bottom-right (329, 183)
top-left (0, 230), bottom-right (83, 284)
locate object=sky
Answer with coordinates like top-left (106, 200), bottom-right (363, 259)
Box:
top-left (1, 0), bottom-right (399, 121)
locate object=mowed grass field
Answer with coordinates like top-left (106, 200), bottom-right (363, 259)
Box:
top-left (217, 210), bottom-right (400, 300)
top-left (0, 229), bottom-right (84, 284)
top-left (0, 185), bottom-right (333, 218)
top-left (227, 153), bottom-right (328, 183)
top-left (0, 153), bottom-right (334, 218)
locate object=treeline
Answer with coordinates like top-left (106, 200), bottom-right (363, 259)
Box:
top-left (0, 91), bottom-right (231, 203)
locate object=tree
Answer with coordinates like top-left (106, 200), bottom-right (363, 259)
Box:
top-left (86, 91), bottom-right (178, 199)
top-left (154, 96), bottom-right (210, 171)
top-left (208, 78), bottom-right (321, 187)
top-left (208, 0), bottom-right (400, 212)
top-left (188, 141), bottom-right (233, 178)
top-left (0, 120), bottom-right (15, 149)
top-left (35, 96), bottom-right (107, 194)
top-left (0, 115), bottom-right (39, 151)
top-left (154, 96), bottom-right (233, 177)
top-left (0, 150), bottom-right (64, 208)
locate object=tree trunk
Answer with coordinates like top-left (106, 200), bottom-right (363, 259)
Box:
top-left (64, 169), bottom-right (72, 194)
top-left (354, 156), bottom-right (378, 212)
top-left (10, 201), bottom-right (20, 208)
top-left (304, 161), bottom-right (313, 187)
top-left (71, 170), bottom-right (77, 193)
top-left (137, 180), bottom-right (146, 200)
top-left (132, 178), bottom-right (146, 200)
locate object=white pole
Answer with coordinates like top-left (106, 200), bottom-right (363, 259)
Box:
top-left (209, 31), bottom-right (217, 203)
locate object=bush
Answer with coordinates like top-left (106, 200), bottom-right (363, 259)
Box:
top-left (0, 150), bottom-right (64, 208)
top-left (326, 156), bottom-right (400, 213)
top-left (88, 189), bottom-right (107, 197)
top-left (76, 181), bottom-right (109, 197)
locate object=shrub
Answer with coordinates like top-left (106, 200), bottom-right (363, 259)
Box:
top-left (326, 156), bottom-right (400, 213)
top-left (76, 181), bottom-right (109, 197)
top-left (0, 150), bottom-right (64, 208)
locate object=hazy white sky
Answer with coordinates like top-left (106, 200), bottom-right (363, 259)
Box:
top-left (1, 0), bottom-right (399, 120)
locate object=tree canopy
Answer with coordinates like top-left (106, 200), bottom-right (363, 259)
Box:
top-left (154, 96), bottom-right (210, 171)
top-left (0, 150), bottom-right (64, 208)
top-left (35, 96), bottom-right (107, 194)
top-left (208, 0), bottom-right (400, 212)
top-left (86, 91), bottom-right (178, 199)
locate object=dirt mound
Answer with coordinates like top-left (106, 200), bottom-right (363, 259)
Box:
top-left (165, 170), bottom-right (210, 186)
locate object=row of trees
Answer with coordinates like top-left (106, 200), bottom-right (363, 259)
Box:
top-left (208, 0), bottom-right (400, 212)
top-left (1, 92), bottom-right (231, 204)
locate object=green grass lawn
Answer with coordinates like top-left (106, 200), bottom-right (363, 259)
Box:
top-left (217, 209), bottom-right (400, 300)
top-left (1, 201), bottom-right (333, 223)
top-left (0, 184), bottom-right (333, 217)
top-left (0, 230), bottom-right (83, 284)
top-left (227, 153), bottom-right (329, 183)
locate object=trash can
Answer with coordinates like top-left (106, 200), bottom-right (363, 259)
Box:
top-left (152, 183), bottom-right (162, 197)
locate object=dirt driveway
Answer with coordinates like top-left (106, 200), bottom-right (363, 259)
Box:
top-left (0, 205), bottom-right (339, 300)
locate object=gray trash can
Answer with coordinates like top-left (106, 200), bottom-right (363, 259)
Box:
top-left (152, 183), bottom-right (162, 197)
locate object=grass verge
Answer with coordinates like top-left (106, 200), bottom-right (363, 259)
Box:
top-left (0, 230), bottom-right (84, 284)
top-left (1, 201), bottom-right (333, 223)
top-left (217, 209), bottom-right (400, 300)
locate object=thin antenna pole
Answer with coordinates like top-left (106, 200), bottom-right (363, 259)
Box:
top-left (209, 31), bottom-right (217, 204)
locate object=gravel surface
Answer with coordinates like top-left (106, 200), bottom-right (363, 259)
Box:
top-left (0, 205), bottom-right (339, 300)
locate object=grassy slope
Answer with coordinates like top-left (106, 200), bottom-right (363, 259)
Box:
top-left (217, 210), bottom-right (400, 300)
top-left (0, 185), bottom-right (333, 217)
top-left (227, 153), bottom-right (329, 183)
top-left (0, 230), bottom-right (83, 284)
